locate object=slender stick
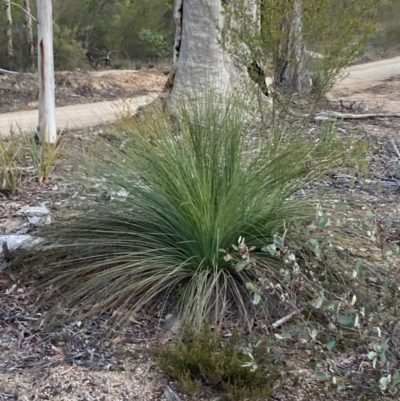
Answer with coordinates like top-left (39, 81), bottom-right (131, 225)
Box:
top-left (269, 309), bottom-right (303, 331)
top-left (10, 1), bottom-right (37, 21)
top-left (0, 68), bottom-right (18, 74)
top-left (390, 139), bottom-right (400, 158)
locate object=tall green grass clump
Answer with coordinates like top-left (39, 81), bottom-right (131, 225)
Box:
top-left (16, 93), bottom-right (348, 329)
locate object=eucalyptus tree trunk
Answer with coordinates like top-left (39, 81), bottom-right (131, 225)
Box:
top-left (5, 0), bottom-right (14, 59)
top-left (278, 0), bottom-right (311, 94)
top-left (37, 0), bottom-right (57, 143)
top-left (23, 0), bottom-right (35, 64)
top-left (164, 0), bottom-right (262, 107)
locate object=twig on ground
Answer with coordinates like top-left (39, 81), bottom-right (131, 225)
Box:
top-left (164, 386), bottom-right (182, 401)
top-left (289, 108), bottom-right (400, 121)
top-left (390, 139), bottom-right (400, 158)
top-left (269, 309), bottom-right (303, 331)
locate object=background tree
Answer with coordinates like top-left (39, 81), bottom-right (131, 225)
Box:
top-left (23, 0), bottom-right (34, 65)
top-left (36, 0), bottom-right (56, 143)
top-left (225, 0), bottom-right (383, 97)
top-left (5, 0), bottom-right (14, 61)
top-left (278, 0), bottom-right (311, 94)
top-left (164, 0), bottom-right (266, 107)
top-left (0, 0), bottom-right (396, 75)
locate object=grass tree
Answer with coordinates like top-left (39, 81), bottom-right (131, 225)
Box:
top-left (15, 93), bottom-right (353, 329)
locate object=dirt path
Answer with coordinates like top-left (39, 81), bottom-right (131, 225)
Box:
top-left (1, 56), bottom-right (400, 139)
top-left (0, 69), bottom-right (166, 138)
top-left (328, 56), bottom-right (400, 112)
top-left (0, 94), bottom-right (156, 137)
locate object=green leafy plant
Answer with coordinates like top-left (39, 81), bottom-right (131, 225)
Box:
top-left (53, 24), bottom-right (87, 71)
top-left (153, 325), bottom-right (282, 400)
top-left (137, 29), bottom-right (170, 59)
top-left (14, 92), bottom-right (350, 330)
top-left (230, 206), bottom-right (400, 399)
top-left (0, 135), bottom-right (21, 194)
top-left (23, 132), bottom-right (65, 183)
top-left (223, 0), bottom-right (382, 97)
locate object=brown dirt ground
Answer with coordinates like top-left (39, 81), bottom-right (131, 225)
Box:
top-left (329, 73), bottom-right (400, 115)
top-left (0, 69), bottom-right (168, 114)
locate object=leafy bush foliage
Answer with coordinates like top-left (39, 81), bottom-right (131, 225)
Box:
top-left (137, 29), bottom-right (170, 59)
top-left (223, 207), bottom-right (400, 399)
top-left (53, 24), bottom-right (87, 71)
top-left (153, 325), bottom-right (283, 400)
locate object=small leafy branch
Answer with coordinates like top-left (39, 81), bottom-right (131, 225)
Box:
top-left (220, 205), bottom-right (400, 398)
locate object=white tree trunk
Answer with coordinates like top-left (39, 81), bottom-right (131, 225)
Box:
top-left (23, 0), bottom-right (35, 64)
top-left (5, 0), bottom-right (14, 59)
top-left (37, 0), bottom-right (57, 143)
top-left (165, 0), bottom-right (260, 107)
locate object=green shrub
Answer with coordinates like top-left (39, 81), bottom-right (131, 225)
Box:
top-left (153, 325), bottom-right (282, 401)
top-left (53, 24), bottom-right (87, 71)
top-left (14, 92), bottom-right (349, 329)
top-left (137, 29), bottom-right (170, 59)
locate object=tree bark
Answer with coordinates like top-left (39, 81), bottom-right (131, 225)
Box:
top-left (164, 0), bottom-right (263, 108)
top-left (278, 0), bottom-right (311, 94)
top-left (5, 0), bottom-right (14, 59)
top-left (23, 0), bottom-right (35, 64)
top-left (37, 0), bottom-right (57, 143)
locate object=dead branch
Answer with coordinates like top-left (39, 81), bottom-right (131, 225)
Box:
top-left (288, 107), bottom-right (400, 122)
top-left (0, 68), bottom-right (18, 74)
top-left (272, 90), bottom-right (400, 121)
top-left (9, 1), bottom-right (37, 21)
